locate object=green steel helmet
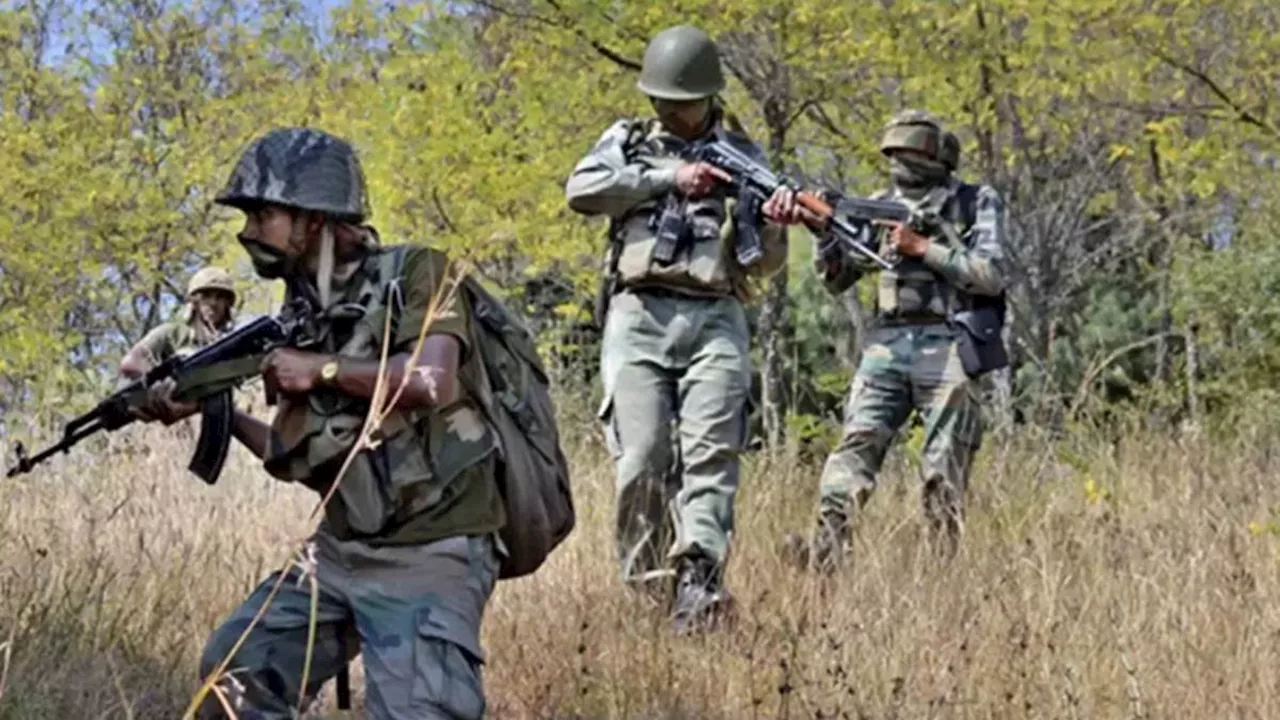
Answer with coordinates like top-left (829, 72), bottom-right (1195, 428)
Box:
top-left (636, 25), bottom-right (726, 101)
top-left (187, 266), bottom-right (237, 303)
top-left (939, 130), bottom-right (961, 171)
top-left (879, 109), bottom-right (944, 161)
top-left (215, 127), bottom-right (370, 223)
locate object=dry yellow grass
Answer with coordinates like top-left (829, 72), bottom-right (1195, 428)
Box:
top-left (2, 407), bottom-right (1279, 719)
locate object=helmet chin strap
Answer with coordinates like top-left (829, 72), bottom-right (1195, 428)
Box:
top-left (316, 221), bottom-right (336, 309)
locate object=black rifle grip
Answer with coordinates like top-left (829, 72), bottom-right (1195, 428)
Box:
top-left (188, 390), bottom-right (234, 485)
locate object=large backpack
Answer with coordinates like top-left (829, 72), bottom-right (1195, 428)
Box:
top-left (460, 275), bottom-right (576, 580)
top-left (381, 245), bottom-right (576, 580)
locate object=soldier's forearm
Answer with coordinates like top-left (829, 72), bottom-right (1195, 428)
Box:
top-left (921, 244), bottom-right (1005, 296)
top-left (566, 165), bottom-right (677, 217)
top-left (327, 339), bottom-right (461, 410)
top-left (232, 410), bottom-right (269, 459)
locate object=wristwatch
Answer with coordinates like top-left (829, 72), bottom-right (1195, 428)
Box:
top-left (319, 356), bottom-right (340, 386)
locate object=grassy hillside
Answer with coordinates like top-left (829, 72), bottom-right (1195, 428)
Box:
top-left (1, 412), bottom-right (1278, 719)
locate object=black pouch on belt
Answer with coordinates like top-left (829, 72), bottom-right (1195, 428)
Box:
top-left (950, 304), bottom-right (1009, 378)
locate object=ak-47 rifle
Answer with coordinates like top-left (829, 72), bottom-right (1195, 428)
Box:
top-left (5, 298), bottom-right (320, 483)
top-left (686, 140), bottom-right (896, 271)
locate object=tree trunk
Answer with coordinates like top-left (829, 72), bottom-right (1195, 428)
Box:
top-left (759, 124), bottom-right (790, 449)
top-left (1184, 317), bottom-right (1201, 433)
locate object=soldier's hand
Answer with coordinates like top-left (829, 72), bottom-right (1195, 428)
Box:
top-left (261, 348), bottom-right (328, 396)
top-left (130, 378), bottom-right (200, 426)
top-left (676, 162), bottom-right (731, 198)
top-left (762, 187), bottom-right (805, 225)
top-left (877, 220), bottom-right (931, 258)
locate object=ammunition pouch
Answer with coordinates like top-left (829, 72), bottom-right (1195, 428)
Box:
top-left (950, 302), bottom-right (1009, 378)
top-left (651, 195), bottom-right (689, 266)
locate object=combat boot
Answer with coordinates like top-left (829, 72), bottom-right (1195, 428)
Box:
top-left (781, 511), bottom-right (851, 575)
top-left (669, 554), bottom-right (733, 636)
top-left (923, 480), bottom-right (963, 560)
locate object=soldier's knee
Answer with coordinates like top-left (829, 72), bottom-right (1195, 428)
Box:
top-left (616, 433), bottom-right (675, 480)
top-left (199, 617), bottom-right (253, 681)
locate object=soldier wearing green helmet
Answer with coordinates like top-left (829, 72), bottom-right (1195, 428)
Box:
top-left (778, 110), bottom-right (1010, 572)
top-left (118, 266), bottom-right (238, 379)
top-left (133, 127), bottom-right (507, 719)
top-left (566, 24), bottom-right (800, 635)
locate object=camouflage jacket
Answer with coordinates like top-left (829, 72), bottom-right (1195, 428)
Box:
top-left (264, 244), bottom-right (505, 546)
top-left (815, 178), bottom-right (1008, 322)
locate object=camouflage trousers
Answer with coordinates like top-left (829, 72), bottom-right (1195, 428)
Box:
top-left (598, 288), bottom-right (751, 584)
top-left (196, 528), bottom-right (499, 720)
top-left (819, 323), bottom-right (984, 546)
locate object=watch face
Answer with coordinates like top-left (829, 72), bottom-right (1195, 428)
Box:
top-left (322, 361), bottom-right (339, 381)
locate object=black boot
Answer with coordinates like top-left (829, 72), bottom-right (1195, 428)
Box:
top-left (669, 554), bottom-right (733, 636)
top-left (781, 511), bottom-right (851, 575)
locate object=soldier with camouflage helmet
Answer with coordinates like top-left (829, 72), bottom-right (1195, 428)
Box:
top-left (778, 110), bottom-right (1010, 571)
top-left (134, 127), bottom-right (506, 719)
top-left (566, 24), bottom-right (800, 634)
top-left (119, 266), bottom-right (238, 379)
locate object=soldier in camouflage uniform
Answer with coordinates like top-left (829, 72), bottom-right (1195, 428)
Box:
top-left (565, 24), bottom-right (798, 634)
top-left (118, 266), bottom-right (237, 379)
top-left (138, 128), bottom-right (505, 719)
top-left (781, 111), bottom-right (1009, 571)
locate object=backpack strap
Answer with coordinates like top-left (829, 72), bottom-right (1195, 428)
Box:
top-left (377, 244), bottom-right (411, 342)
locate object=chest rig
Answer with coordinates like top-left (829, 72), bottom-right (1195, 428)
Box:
top-left (872, 182), bottom-right (977, 322)
top-left (262, 247), bottom-right (452, 540)
top-left (609, 120), bottom-right (740, 295)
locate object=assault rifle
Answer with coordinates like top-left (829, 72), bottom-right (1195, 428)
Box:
top-left (5, 298), bottom-right (320, 482)
top-left (686, 140), bottom-right (896, 271)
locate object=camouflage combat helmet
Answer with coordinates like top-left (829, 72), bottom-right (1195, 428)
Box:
top-left (636, 25), bottom-right (725, 101)
top-left (939, 130), bottom-right (961, 171)
top-left (215, 128), bottom-right (370, 223)
top-left (187, 266), bottom-right (237, 303)
top-left (879, 109), bottom-right (945, 161)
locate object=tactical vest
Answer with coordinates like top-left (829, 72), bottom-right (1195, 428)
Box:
top-left (261, 248), bottom-right (497, 541)
top-left (871, 181), bottom-right (979, 323)
top-left (609, 118), bottom-right (747, 297)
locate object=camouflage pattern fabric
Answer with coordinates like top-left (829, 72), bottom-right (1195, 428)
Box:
top-left (196, 528), bottom-right (499, 720)
top-left (813, 180), bottom-right (1008, 552)
top-left (818, 324), bottom-right (982, 548)
top-left (597, 289), bottom-right (751, 581)
top-left (879, 109), bottom-right (945, 158)
top-left (216, 127), bottom-right (370, 223)
top-left (262, 244), bottom-right (506, 547)
top-left (815, 179), bottom-right (1007, 321)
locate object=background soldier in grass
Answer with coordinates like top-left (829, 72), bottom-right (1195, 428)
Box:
top-left (118, 266), bottom-right (238, 379)
top-left (566, 24), bottom-right (801, 634)
top-left (136, 127), bottom-right (505, 720)
top-left (781, 112), bottom-right (1010, 572)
